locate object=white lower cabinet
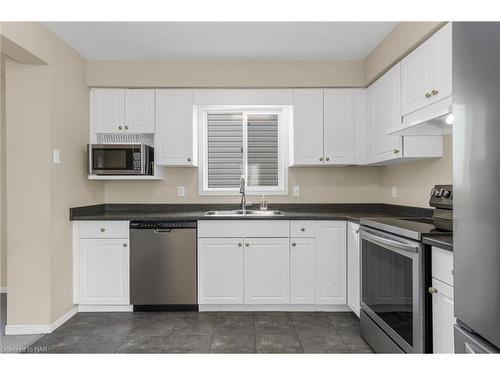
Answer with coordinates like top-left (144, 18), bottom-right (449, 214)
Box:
top-left (78, 238), bottom-right (130, 305)
top-left (431, 278), bottom-right (455, 353)
top-left (198, 238), bottom-right (244, 304)
top-left (431, 246), bottom-right (455, 353)
top-left (347, 222), bottom-right (360, 317)
top-left (290, 237), bottom-right (316, 304)
top-left (244, 238), bottom-right (290, 304)
top-left (315, 221), bottom-right (347, 305)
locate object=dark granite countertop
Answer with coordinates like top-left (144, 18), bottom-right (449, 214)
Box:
top-left (422, 234), bottom-right (453, 251)
top-left (70, 203), bottom-right (433, 224)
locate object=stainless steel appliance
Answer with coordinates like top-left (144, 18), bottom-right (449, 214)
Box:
top-left (360, 185), bottom-right (453, 353)
top-left (87, 143), bottom-right (154, 176)
top-left (130, 221), bottom-right (197, 310)
top-left (453, 22), bottom-right (500, 353)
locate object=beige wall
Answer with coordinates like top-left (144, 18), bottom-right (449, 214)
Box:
top-left (87, 60), bottom-right (365, 88)
top-left (1, 22), bottom-right (104, 326)
top-left (380, 135), bottom-right (453, 208)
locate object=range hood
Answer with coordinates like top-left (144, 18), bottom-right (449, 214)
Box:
top-left (387, 96), bottom-right (453, 136)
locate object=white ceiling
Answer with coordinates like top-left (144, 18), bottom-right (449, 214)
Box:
top-left (44, 22), bottom-right (397, 60)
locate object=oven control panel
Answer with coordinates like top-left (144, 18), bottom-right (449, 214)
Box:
top-left (429, 184), bottom-right (453, 209)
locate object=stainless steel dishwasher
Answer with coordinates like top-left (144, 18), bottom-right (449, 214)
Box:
top-left (130, 221), bottom-right (197, 311)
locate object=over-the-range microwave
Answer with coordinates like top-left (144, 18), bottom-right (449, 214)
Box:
top-left (87, 144), bottom-right (154, 176)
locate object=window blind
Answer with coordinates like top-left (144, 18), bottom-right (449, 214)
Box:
top-left (207, 113), bottom-right (243, 188)
top-left (247, 114), bottom-right (279, 187)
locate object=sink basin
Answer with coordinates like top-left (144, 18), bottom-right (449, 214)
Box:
top-left (205, 210), bottom-right (283, 216)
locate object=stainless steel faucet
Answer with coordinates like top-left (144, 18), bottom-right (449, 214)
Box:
top-left (240, 175), bottom-right (247, 214)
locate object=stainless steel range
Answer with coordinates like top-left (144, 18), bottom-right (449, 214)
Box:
top-left (359, 185), bottom-right (453, 353)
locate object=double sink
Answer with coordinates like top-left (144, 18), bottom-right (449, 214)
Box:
top-left (205, 210), bottom-right (284, 217)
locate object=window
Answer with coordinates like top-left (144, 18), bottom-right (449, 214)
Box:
top-left (198, 106), bottom-right (288, 195)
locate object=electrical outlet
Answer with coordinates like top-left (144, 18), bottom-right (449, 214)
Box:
top-left (178, 186), bottom-right (185, 197)
top-left (53, 149), bottom-right (61, 164)
top-left (391, 186), bottom-right (398, 198)
top-left (293, 186), bottom-right (300, 197)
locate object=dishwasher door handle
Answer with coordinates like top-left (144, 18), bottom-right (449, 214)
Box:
top-left (153, 228), bottom-right (172, 233)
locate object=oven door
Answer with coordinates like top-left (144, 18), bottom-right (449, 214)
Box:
top-left (88, 144), bottom-right (145, 175)
top-left (360, 227), bottom-right (424, 353)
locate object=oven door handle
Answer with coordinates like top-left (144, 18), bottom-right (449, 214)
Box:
top-left (361, 230), bottom-right (419, 253)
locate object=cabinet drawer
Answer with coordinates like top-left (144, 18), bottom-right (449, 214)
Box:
top-left (432, 246), bottom-right (454, 286)
top-left (77, 221), bottom-right (130, 239)
top-left (198, 220), bottom-right (289, 238)
top-left (290, 221), bottom-right (316, 237)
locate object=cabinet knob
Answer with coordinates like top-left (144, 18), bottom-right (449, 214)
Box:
top-left (100, 228), bottom-right (106, 232)
top-left (428, 287), bottom-right (438, 294)
top-left (291, 242), bottom-right (296, 247)
top-left (238, 242), bottom-right (242, 247)
top-left (393, 149), bottom-right (400, 154)
top-left (123, 243), bottom-right (128, 248)
top-left (355, 229), bottom-right (360, 234)
top-left (425, 93), bottom-right (432, 99)
top-left (187, 157), bottom-right (192, 162)
top-left (319, 156), bottom-right (324, 161)
top-left (118, 125), bottom-right (123, 130)
top-left (124, 125), bottom-right (129, 130)
top-left (325, 156), bottom-right (330, 161)
top-left (431, 89), bottom-right (439, 96)
top-left (245, 242), bottom-right (250, 247)
top-left (300, 227), bottom-right (305, 232)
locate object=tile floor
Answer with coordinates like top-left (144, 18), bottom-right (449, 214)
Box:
top-left (25, 311), bottom-right (373, 354)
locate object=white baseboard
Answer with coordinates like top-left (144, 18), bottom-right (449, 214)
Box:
top-left (199, 304), bottom-right (351, 312)
top-left (0, 287), bottom-right (7, 293)
top-left (5, 306), bottom-right (78, 336)
top-left (77, 304), bottom-right (133, 312)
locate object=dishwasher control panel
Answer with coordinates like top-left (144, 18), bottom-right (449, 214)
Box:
top-left (130, 221), bottom-right (197, 230)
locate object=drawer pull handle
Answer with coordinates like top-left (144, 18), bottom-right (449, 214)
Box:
top-left (300, 227), bottom-right (305, 232)
top-left (245, 242), bottom-right (250, 247)
top-left (292, 242), bottom-right (296, 246)
top-left (238, 242), bottom-right (242, 247)
top-left (100, 228), bottom-right (106, 232)
top-left (428, 287), bottom-right (438, 294)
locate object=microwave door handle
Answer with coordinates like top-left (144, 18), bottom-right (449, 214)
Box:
top-left (362, 231), bottom-right (419, 253)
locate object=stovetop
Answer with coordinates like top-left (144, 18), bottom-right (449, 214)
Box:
top-left (360, 217), bottom-right (452, 241)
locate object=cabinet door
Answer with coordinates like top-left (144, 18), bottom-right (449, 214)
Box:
top-left (290, 237), bottom-right (315, 304)
top-left (125, 89), bottom-right (155, 133)
top-left (155, 89), bottom-right (195, 166)
top-left (347, 223), bottom-right (360, 317)
top-left (198, 238), bottom-right (244, 304)
top-left (315, 221), bottom-right (347, 304)
top-left (91, 89), bottom-right (125, 134)
top-left (428, 23), bottom-right (452, 105)
top-left (400, 41), bottom-right (433, 116)
top-left (78, 238), bottom-right (129, 305)
top-left (244, 237), bottom-right (289, 304)
top-left (292, 89), bottom-right (324, 165)
top-left (432, 278), bottom-right (455, 353)
top-left (370, 64), bottom-right (403, 163)
top-left (323, 89), bottom-right (354, 165)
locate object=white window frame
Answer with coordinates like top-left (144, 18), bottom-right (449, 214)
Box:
top-left (197, 105), bottom-right (289, 196)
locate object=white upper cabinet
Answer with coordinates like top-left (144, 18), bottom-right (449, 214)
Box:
top-left (125, 89), bottom-right (155, 133)
top-left (315, 221), bottom-right (346, 305)
top-left (91, 89), bottom-right (125, 134)
top-left (323, 89), bottom-right (354, 165)
top-left (292, 89), bottom-right (324, 165)
top-left (369, 64), bottom-right (403, 163)
top-left (155, 89), bottom-right (196, 166)
top-left (401, 23), bottom-right (452, 116)
top-left (92, 88), bottom-right (155, 134)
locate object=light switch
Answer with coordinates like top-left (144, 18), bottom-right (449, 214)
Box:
top-left (53, 149), bottom-right (61, 165)
top-left (391, 186), bottom-right (398, 198)
top-left (178, 186), bottom-right (185, 197)
top-left (293, 186), bottom-right (300, 197)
